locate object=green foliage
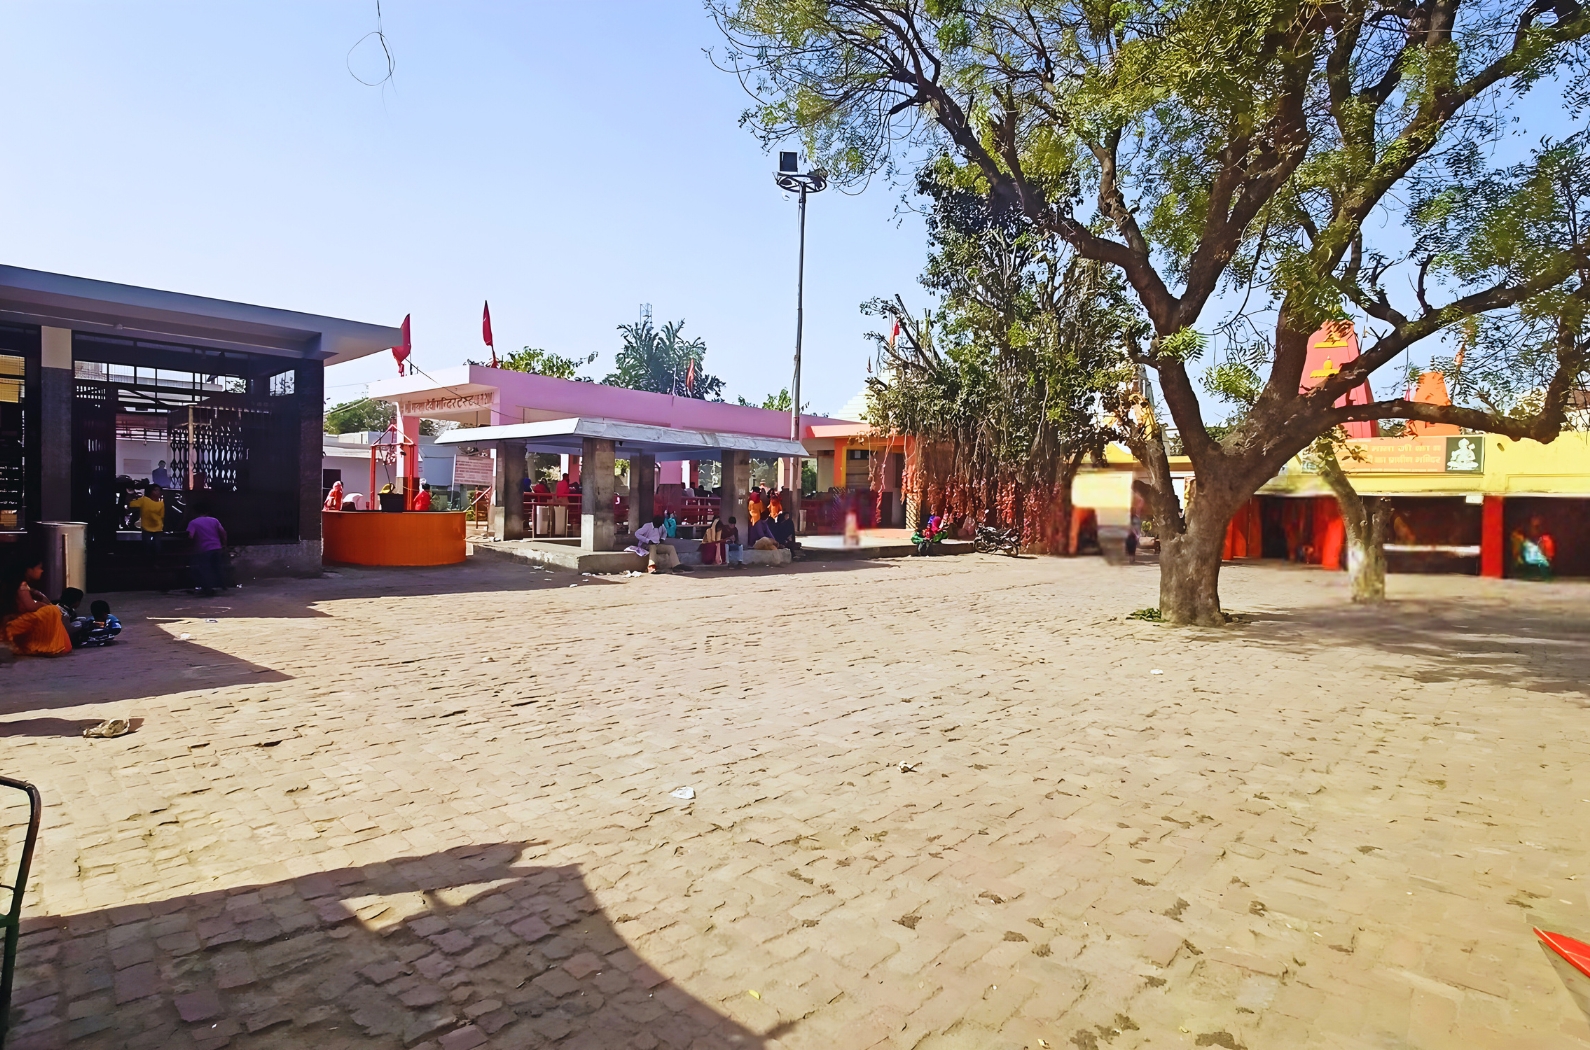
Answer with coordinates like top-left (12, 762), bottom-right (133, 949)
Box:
top-left (712, 0), bottom-right (1590, 462)
top-left (324, 399), bottom-right (445, 437)
top-left (738, 388), bottom-right (796, 411)
top-left (1157, 328), bottom-right (1207, 364)
top-left (1127, 607), bottom-right (1163, 621)
top-left (605, 318), bottom-right (724, 399)
top-left (497, 346), bottom-right (596, 381)
top-left (865, 162), bottom-right (1141, 501)
top-left (324, 398), bottom-right (393, 435)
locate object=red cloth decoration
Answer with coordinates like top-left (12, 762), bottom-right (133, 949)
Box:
top-left (392, 314), bottom-right (412, 376)
top-left (483, 301), bottom-right (498, 368)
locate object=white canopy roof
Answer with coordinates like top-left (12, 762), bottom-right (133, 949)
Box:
top-left (433, 417), bottom-right (807, 461)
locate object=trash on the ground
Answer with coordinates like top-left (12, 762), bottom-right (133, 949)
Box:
top-left (178, 633), bottom-right (192, 641)
top-left (897, 761), bottom-right (919, 772)
top-left (1150, 669), bottom-right (1164, 675)
top-left (747, 989), bottom-right (760, 1000)
top-left (568, 584), bottom-right (578, 588)
top-left (84, 719), bottom-right (131, 739)
top-left (203, 618), bottom-right (218, 623)
top-left (481, 656), bottom-right (495, 663)
top-left (670, 786), bottom-right (695, 800)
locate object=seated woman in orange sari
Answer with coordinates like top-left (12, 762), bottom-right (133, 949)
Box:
top-left (3, 556), bottom-right (72, 656)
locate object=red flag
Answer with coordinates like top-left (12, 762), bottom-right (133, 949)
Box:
top-left (482, 301), bottom-right (498, 368)
top-left (685, 357), bottom-right (695, 394)
top-left (392, 314), bottom-right (412, 376)
top-left (888, 318), bottom-right (900, 348)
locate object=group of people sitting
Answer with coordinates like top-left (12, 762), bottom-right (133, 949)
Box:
top-left (625, 505), bottom-right (798, 572)
top-left (525, 473), bottom-right (582, 497)
top-left (2, 555), bottom-right (122, 657)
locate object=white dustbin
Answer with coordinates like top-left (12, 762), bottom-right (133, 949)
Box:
top-left (38, 521), bottom-right (87, 598)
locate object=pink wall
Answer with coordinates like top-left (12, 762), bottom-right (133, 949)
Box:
top-left (383, 365), bottom-right (856, 439)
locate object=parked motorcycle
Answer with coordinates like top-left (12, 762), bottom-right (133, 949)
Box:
top-left (974, 524), bottom-right (1021, 556)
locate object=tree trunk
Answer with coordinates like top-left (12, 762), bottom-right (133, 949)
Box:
top-left (1157, 497), bottom-right (1231, 626)
top-left (1315, 447), bottom-right (1390, 603)
top-left (1056, 455), bottom-right (1080, 556)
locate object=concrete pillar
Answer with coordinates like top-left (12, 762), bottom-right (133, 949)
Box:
top-left (39, 326), bottom-right (72, 522)
top-left (719, 450), bottom-right (749, 542)
top-left (398, 409), bottom-right (423, 502)
top-left (581, 437), bottom-right (616, 551)
top-left (627, 453), bottom-right (656, 536)
top-left (492, 440), bottom-right (526, 540)
top-left (296, 360), bottom-right (324, 545)
top-left (1481, 494), bottom-right (1505, 578)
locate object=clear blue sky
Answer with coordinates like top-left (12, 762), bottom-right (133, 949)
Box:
top-left (0, 2), bottom-right (930, 416)
top-left (3, 3), bottom-right (1573, 425)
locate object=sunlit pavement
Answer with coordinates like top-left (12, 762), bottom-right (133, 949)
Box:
top-left (3, 554), bottom-right (1589, 1049)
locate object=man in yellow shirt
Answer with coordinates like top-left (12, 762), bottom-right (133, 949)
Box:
top-left (127, 484), bottom-right (166, 561)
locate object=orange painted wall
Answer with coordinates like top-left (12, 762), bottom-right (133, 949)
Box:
top-left (322, 511), bottom-right (467, 567)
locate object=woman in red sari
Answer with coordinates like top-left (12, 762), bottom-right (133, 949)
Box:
top-left (3, 555), bottom-right (72, 656)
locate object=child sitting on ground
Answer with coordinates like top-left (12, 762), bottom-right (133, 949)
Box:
top-left (82, 599), bottom-right (122, 647)
top-left (56, 587), bottom-right (93, 648)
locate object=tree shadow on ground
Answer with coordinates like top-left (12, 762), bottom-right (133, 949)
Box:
top-left (1235, 594), bottom-right (1590, 696)
top-left (7, 842), bottom-right (767, 1050)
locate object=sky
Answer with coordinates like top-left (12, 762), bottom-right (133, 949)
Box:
top-left (0, 2), bottom-right (931, 417)
top-left (1, 3), bottom-right (1578, 428)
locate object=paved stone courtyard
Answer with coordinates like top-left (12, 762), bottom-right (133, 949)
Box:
top-left (3, 553), bottom-right (1590, 1050)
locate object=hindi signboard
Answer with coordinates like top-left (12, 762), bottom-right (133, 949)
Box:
top-left (1305, 435), bottom-right (1487, 474)
top-left (452, 454), bottom-right (494, 488)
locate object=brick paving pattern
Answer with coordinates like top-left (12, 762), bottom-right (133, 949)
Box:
top-left (3, 555), bottom-right (1590, 1049)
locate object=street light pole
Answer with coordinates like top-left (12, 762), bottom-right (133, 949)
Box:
top-left (775, 152), bottom-right (827, 532)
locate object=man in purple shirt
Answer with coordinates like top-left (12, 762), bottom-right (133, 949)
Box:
top-left (186, 507), bottom-right (228, 597)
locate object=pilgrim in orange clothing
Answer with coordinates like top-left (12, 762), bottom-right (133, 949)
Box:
top-left (747, 491), bottom-right (764, 525)
top-left (3, 556), bottom-right (71, 656)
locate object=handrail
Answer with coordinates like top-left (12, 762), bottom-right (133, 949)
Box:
top-left (0, 776), bottom-right (42, 1050)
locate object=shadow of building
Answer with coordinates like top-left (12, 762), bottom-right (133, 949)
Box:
top-left (6, 842), bottom-right (766, 1050)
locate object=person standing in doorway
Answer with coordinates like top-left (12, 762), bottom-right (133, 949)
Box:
top-left (151, 460), bottom-right (172, 489)
top-left (128, 484), bottom-right (166, 563)
top-left (186, 502), bottom-right (228, 597)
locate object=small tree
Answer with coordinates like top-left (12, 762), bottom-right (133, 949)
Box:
top-left (713, 0), bottom-right (1590, 624)
top-left (324, 398), bottom-right (444, 437)
top-left (738, 388), bottom-right (799, 411)
top-left (493, 346), bottom-right (597, 380)
top-left (606, 318), bottom-right (724, 399)
top-left (1312, 434), bottom-right (1392, 602)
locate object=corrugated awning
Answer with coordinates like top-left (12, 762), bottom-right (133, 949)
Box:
top-left (433, 417), bottom-right (807, 460)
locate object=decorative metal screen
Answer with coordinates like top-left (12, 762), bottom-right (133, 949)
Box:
top-left (0, 354), bottom-right (23, 533)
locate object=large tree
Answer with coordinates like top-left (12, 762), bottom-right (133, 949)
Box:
top-left (712, 0), bottom-right (1590, 624)
top-left (865, 161), bottom-right (1140, 551)
top-left (606, 318), bottom-right (725, 399)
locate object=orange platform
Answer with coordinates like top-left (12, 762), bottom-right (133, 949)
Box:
top-left (322, 510), bottom-right (467, 567)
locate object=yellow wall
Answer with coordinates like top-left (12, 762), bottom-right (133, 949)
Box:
top-left (1260, 432), bottom-right (1590, 498)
